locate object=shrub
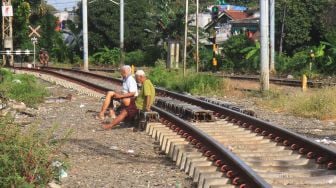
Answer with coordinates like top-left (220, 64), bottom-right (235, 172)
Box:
top-left (148, 66), bottom-right (230, 95)
top-left (148, 66), bottom-right (175, 88)
top-left (125, 50), bottom-right (146, 66)
top-left (92, 47), bottom-right (120, 65)
top-left (144, 46), bottom-right (166, 66)
top-left (221, 34), bottom-right (254, 72)
top-left (0, 69), bottom-right (49, 107)
top-left (199, 46), bottom-right (213, 71)
top-left (0, 118), bottom-right (69, 187)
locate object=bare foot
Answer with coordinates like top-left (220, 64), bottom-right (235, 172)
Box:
top-left (101, 123), bottom-right (113, 130)
top-left (95, 114), bottom-right (105, 121)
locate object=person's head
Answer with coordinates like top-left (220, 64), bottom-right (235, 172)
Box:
top-left (135, 70), bottom-right (146, 84)
top-left (120, 65), bottom-right (131, 78)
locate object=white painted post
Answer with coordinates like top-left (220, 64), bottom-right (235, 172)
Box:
top-left (270, 0), bottom-right (275, 73)
top-left (83, 0), bottom-right (89, 71)
top-left (120, 0), bottom-right (124, 64)
top-left (260, 0), bottom-right (270, 91)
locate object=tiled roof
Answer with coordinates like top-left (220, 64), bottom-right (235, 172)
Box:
top-left (224, 10), bottom-right (249, 20)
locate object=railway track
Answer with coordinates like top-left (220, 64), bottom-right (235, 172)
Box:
top-left (219, 75), bottom-right (336, 88)
top-left (13, 67), bottom-right (336, 188)
top-left (37, 66), bottom-right (336, 88)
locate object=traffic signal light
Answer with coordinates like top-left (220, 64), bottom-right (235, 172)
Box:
top-left (212, 6), bottom-right (219, 20)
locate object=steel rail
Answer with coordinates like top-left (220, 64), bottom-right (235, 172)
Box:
top-left (14, 67), bottom-right (110, 94)
top-left (16, 67), bottom-right (336, 168)
top-left (153, 105), bottom-right (272, 188)
top-left (40, 67), bottom-right (121, 85)
top-left (45, 66), bottom-right (336, 88)
top-left (219, 75), bottom-right (331, 88)
top-left (14, 67), bottom-right (271, 187)
top-left (155, 87), bottom-right (336, 169)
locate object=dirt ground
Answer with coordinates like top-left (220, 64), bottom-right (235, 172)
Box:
top-left (35, 82), bottom-right (193, 188)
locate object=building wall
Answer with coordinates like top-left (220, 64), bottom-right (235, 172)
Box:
top-left (189, 13), bottom-right (212, 28)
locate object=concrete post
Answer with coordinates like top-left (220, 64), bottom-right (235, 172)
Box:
top-left (260, 0), bottom-right (270, 91)
top-left (83, 0), bottom-right (89, 71)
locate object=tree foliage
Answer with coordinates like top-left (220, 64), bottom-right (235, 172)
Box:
top-left (275, 0), bottom-right (335, 53)
top-left (83, 0), bottom-right (155, 53)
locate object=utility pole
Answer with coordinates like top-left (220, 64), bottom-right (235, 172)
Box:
top-left (260, 0), bottom-right (270, 91)
top-left (269, 0), bottom-right (275, 74)
top-left (83, 0), bottom-right (89, 71)
top-left (183, 0), bottom-right (189, 76)
top-left (196, 0), bottom-right (199, 73)
top-left (120, 0), bottom-right (125, 64)
top-left (2, 0), bottom-right (14, 66)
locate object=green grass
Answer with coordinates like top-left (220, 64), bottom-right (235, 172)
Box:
top-left (148, 66), bottom-right (230, 96)
top-left (0, 118), bottom-right (70, 187)
top-left (288, 88), bottom-right (336, 120)
top-left (0, 68), bottom-right (49, 107)
top-left (256, 87), bottom-right (336, 120)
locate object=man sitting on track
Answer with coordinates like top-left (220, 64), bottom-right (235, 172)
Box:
top-left (96, 65), bottom-right (138, 121)
top-left (102, 70), bottom-right (155, 130)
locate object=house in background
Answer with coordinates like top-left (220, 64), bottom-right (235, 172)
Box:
top-left (54, 10), bottom-right (82, 48)
top-left (204, 6), bottom-right (260, 44)
top-left (189, 13), bottom-right (212, 28)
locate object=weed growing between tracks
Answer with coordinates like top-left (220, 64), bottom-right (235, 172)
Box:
top-left (0, 68), bottom-right (49, 107)
top-left (149, 66), bottom-right (231, 95)
top-left (255, 87), bottom-right (336, 120)
top-left (0, 117), bottom-right (71, 187)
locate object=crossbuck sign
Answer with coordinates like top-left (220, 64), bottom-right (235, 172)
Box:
top-left (29, 25), bottom-right (41, 38)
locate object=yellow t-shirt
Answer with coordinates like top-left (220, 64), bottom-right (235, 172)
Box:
top-left (135, 79), bottom-right (155, 110)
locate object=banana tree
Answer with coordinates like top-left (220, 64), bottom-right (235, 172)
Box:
top-left (240, 41), bottom-right (260, 70)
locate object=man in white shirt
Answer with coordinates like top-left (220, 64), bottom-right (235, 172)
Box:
top-left (96, 65), bottom-right (138, 120)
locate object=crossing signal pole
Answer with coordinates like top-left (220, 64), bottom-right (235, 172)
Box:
top-left (211, 33), bottom-right (218, 73)
top-left (2, 0), bottom-right (14, 66)
top-left (211, 6), bottom-right (219, 72)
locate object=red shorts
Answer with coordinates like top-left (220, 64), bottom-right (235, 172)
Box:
top-left (121, 98), bottom-right (139, 120)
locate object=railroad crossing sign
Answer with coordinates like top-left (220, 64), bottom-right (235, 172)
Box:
top-left (29, 25), bottom-right (41, 38)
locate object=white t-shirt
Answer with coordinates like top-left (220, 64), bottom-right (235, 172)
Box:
top-left (122, 75), bottom-right (138, 97)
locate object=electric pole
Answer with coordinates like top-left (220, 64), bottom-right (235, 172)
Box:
top-left (196, 0), bottom-right (199, 73)
top-left (2, 0), bottom-right (14, 66)
top-left (270, 0), bottom-right (275, 74)
top-left (183, 0), bottom-right (189, 76)
top-left (83, 0), bottom-right (89, 71)
top-left (120, 0), bottom-right (124, 65)
top-left (260, 0), bottom-right (270, 91)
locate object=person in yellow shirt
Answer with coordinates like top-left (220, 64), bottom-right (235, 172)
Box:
top-left (102, 70), bottom-right (155, 130)
top-left (134, 70), bottom-right (155, 112)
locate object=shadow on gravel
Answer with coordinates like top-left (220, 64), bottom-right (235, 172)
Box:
top-left (66, 138), bottom-right (174, 165)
